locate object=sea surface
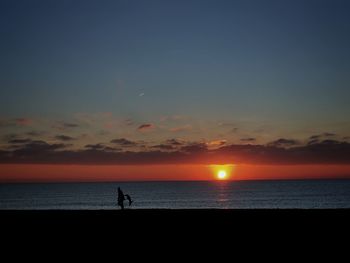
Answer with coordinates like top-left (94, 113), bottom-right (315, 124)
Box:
top-left (0, 180), bottom-right (350, 209)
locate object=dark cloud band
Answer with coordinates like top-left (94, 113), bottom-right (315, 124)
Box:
top-left (1, 139), bottom-right (350, 165)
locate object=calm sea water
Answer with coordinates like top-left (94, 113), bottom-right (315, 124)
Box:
top-left (0, 180), bottom-right (349, 209)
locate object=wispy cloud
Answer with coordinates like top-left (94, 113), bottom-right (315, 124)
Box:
top-left (52, 122), bottom-right (80, 131)
top-left (85, 143), bottom-right (119, 152)
top-left (150, 144), bottom-right (175, 151)
top-left (240, 138), bottom-right (256, 143)
top-left (207, 140), bottom-right (227, 147)
top-left (180, 142), bottom-right (207, 153)
top-left (165, 139), bottom-right (184, 145)
top-left (137, 123), bottom-right (155, 132)
top-left (268, 138), bottom-right (299, 147)
top-left (110, 138), bottom-right (137, 147)
top-left (308, 132), bottom-right (338, 145)
top-left (8, 138), bottom-right (33, 144)
top-left (55, 135), bottom-right (76, 141)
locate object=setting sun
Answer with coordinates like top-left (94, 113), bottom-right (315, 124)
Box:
top-left (217, 170), bottom-right (227, 180)
top-left (210, 164), bottom-right (235, 180)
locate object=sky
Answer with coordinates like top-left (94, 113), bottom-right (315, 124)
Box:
top-left (1, 0), bottom-right (350, 181)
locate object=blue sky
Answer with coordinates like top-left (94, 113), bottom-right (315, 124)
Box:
top-left (1, 0), bottom-right (350, 148)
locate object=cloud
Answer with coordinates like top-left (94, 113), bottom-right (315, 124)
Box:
top-left (309, 133), bottom-right (336, 141)
top-left (110, 138), bottom-right (137, 147)
top-left (207, 140), bottom-right (227, 147)
top-left (1, 134), bottom-right (19, 142)
top-left (307, 139), bottom-right (320, 145)
top-left (55, 135), bottom-right (76, 141)
top-left (149, 139), bottom-right (185, 150)
top-left (1, 139), bottom-right (350, 165)
top-left (309, 135), bottom-right (321, 140)
top-left (137, 123), bottom-right (155, 132)
top-left (218, 140), bottom-right (350, 164)
top-left (85, 144), bottom-right (106, 150)
top-left (85, 144), bottom-right (119, 152)
top-left (8, 139), bottom-right (33, 144)
top-left (165, 139), bottom-right (184, 146)
top-left (318, 139), bottom-right (339, 145)
top-left (323, 132), bottom-right (336, 137)
top-left (62, 122), bottom-right (79, 128)
top-left (268, 138), bottom-right (299, 147)
top-left (240, 138), bottom-right (256, 143)
top-left (10, 141), bottom-right (70, 159)
top-left (53, 122), bottom-right (79, 131)
top-left (180, 142), bottom-right (207, 153)
top-left (150, 144), bottom-right (175, 150)
top-left (21, 141), bottom-right (68, 150)
top-left (2, 131), bottom-right (46, 142)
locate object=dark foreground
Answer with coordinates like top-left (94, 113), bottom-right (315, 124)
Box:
top-left (2, 208), bottom-right (349, 217)
top-left (2, 208), bottom-right (349, 226)
top-left (2, 209), bottom-right (349, 243)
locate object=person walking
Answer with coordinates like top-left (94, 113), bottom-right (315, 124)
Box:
top-left (117, 187), bottom-right (125, 210)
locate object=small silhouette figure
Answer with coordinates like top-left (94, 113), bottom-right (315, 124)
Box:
top-left (124, 194), bottom-right (133, 206)
top-left (117, 187), bottom-right (125, 210)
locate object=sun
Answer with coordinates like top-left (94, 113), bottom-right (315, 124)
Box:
top-left (209, 164), bottom-right (235, 180)
top-left (217, 170), bottom-right (227, 180)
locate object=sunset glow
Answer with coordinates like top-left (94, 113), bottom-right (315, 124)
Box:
top-left (1, 163), bottom-right (350, 183)
top-left (1, 1), bottom-right (350, 184)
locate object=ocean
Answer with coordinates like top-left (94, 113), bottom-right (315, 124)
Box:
top-left (0, 179), bottom-right (349, 209)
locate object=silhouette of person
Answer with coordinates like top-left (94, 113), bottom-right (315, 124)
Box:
top-left (117, 187), bottom-right (125, 210)
top-left (124, 194), bottom-right (133, 206)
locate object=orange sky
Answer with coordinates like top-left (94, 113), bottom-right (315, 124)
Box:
top-left (1, 164), bottom-right (350, 183)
